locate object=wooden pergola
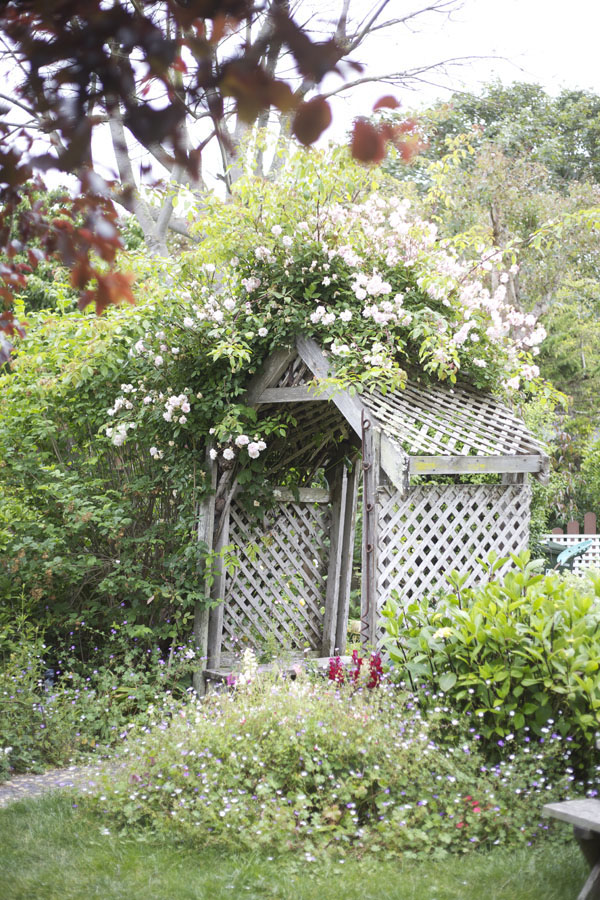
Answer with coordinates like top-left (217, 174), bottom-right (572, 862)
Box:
top-left (196, 335), bottom-right (549, 683)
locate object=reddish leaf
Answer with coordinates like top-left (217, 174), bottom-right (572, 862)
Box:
top-left (79, 270), bottom-right (135, 316)
top-left (373, 95), bottom-right (400, 111)
top-left (351, 118), bottom-right (385, 164)
top-left (292, 96), bottom-right (332, 146)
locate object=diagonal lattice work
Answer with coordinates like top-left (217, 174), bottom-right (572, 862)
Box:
top-left (377, 483), bottom-right (532, 616)
top-left (222, 498), bottom-right (331, 653)
top-left (365, 381), bottom-right (545, 457)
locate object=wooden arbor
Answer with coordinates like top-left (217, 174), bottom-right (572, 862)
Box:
top-left (199, 335), bottom-right (549, 678)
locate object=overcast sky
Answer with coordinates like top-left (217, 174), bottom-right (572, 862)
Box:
top-left (324, 0), bottom-right (600, 138)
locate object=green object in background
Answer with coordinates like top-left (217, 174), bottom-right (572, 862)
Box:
top-left (541, 539), bottom-right (594, 572)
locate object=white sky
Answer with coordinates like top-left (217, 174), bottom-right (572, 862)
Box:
top-left (324, 0), bottom-right (600, 140)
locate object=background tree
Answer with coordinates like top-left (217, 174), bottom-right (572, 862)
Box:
top-left (386, 82), bottom-right (600, 530)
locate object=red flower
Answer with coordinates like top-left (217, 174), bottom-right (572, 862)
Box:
top-left (328, 656), bottom-right (345, 684)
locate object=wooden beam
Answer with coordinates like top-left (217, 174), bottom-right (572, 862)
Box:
top-left (206, 503), bottom-right (231, 675)
top-left (361, 424), bottom-right (380, 651)
top-left (272, 487), bottom-right (331, 503)
top-left (296, 336), bottom-right (409, 496)
top-left (321, 463), bottom-right (347, 656)
top-left (231, 485), bottom-right (331, 503)
top-left (409, 454), bottom-right (544, 476)
top-left (192, 446), bottom-right (217, 696)
top-left (257, 386), bottom-right (329, 403)
top-left (245, 346), bottom-right (296, 404)
top-left (335, 459), bottom-right (360, 655)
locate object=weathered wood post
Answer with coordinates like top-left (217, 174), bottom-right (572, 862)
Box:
top-left (192, 447), bottom-right (217, 695)
top-left (321, 460), bottom-right (347, 657)
top-left (361, 412), bottom-right (380, 650)
top-left (334, 459), bottom-right (360, 655)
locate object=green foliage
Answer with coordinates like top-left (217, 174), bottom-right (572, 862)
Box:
top-left (388, 84), bottom-right (600, 435)
top-left (0, 610), bottom-right (199, 780)
top-left (0, 300), bottom-right (221, 652)
top-left (382, 552), bottom-right (600, 762)
top-left (90, 673), bottom-right (594, 857)
top-left (400, 82), bottom-right (600, 189)
top-left (1, 147), bottom-right (550, 657)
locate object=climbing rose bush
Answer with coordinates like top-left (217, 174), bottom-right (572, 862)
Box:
top-left (102, 151), bottom-right (551, 469)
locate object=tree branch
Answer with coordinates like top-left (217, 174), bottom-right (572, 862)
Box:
top-left (107, 104), bottom-right (166, 255)
top-left (317, 56), bottom-right (497, 101)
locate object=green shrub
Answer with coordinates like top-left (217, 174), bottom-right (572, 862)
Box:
top-left (0, 614), bottom-right (200, 779)
top-left (382, 552), bottom-right (600, 764)
top-left (89, 674), bottom-right (594, 857)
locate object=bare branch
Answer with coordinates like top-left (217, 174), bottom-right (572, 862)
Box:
top-left (318, 56), bottom-right (498, 101)
top-left (334, 0), bottom-right (352, 44)
top-left (347, 0), bottom-right (461, 53)
top-left (107, 104), bottom-right (166, 255)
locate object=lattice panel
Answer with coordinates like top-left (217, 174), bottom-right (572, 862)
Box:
top-left (542, 534), bottom-right (600, 573)
top-left (222, 498), bottom-right (331, 653)
top-left (377, 483), bottom-right (532, 614)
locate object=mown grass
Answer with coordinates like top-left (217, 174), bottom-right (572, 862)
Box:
top-left (0, 793), bottom-right (586, 900)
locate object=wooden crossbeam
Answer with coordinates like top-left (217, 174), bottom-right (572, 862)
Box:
top-left (257, 386), bottom-right (328, 403)
top-left (409, 454), bottom-right (544, 475)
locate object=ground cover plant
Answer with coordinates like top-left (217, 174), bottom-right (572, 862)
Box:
top-left (84, 664), bottom-right (598, 860)
top-left (0, 793), bottom-right (586, 900)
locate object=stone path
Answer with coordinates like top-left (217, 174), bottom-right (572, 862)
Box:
top-left (0, 760), bottom-right (122, 808)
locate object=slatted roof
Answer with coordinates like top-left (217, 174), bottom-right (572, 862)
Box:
top-left (364, 381), bottom-right (545, 458)
top-left (246, 337), bottom-right (549, 487)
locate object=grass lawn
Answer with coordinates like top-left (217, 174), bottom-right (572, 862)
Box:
top-left (0, 793), bottom-right (585, 900)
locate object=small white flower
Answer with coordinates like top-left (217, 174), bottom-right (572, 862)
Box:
top-left (271, 224), bottom-right (283, 236)
top-left (209, 448), bottom-right (218, 460)
top-left (247, 442), bottom-right (260, 459)
top-left (235, 435), bottom-right (249, 447)
top-left (154, 355), bottom-right (164, 367)
top-left (258, 327), bottom-right (268, 337)
top-left (223, 448), bottom-right (235, 461)
top-left (179, 416), bottom-right (187, 424)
